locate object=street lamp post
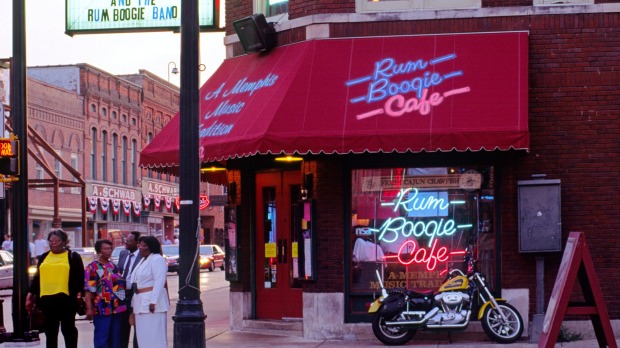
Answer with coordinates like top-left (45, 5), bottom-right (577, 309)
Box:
top-left (172, 0), bottom-right (206, 346)
top-left (168, 61), bottom-right (179, 82)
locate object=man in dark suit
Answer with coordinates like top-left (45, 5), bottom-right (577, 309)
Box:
top-left (118, 231), bottom-right (142, 348)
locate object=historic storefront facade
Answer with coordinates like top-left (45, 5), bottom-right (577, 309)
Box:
top-left (142, 0), bottom-right (620, 340)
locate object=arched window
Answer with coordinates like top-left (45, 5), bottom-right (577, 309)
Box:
top-left (101, 130), bottom-right (108, 181)
top-left (131, 139), bottom-right (138, 186)
top-left (122, 136), bottom-right (128, 185)
top-left (112, 133), bottom-right (118, 183)
top-left (148, 132), bottom-right (153, 178)
top-left (91, 128), bottom-right (97, 180)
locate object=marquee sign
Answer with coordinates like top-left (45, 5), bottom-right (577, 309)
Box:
top-left (66, 0), bottom-right (219, 35)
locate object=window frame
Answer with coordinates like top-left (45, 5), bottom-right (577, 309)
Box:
top-left (355, 0), bottom-right (480, 13)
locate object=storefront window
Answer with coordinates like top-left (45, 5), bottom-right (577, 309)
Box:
top-left (349, 166), bottom-right (496, 316)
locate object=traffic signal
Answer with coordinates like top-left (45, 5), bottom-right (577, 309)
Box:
top-left (0, 157), bottom-right (18, 176)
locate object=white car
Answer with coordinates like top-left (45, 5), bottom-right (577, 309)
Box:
top-left (0, 250), bottom-right (14, 290)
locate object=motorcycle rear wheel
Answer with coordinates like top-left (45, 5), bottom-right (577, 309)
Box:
top-left (481, 302), bottom-right (524, 343)
top-left (371, 311), bottom-right (417, 346)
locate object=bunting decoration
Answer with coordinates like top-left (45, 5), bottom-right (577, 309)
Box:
top-left (143, 194), bottom-right (151, 208)
top-left (165, 197), bottom-right (173, 212)
top-left (123, 200), bottom-right (132, 216)
top-left (154, 195), bottom-right (161, 210)
top-left (133, 201), bottom-right (141, 217)
top-left (112, 199), bottom-right (121, 215)
top-left (100, 198), bottom-right (109, 214)
top-left (88, 197), bottom-right (98, 213)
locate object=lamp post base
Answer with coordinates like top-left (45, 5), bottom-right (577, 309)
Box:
top-left (173, 299), bottom-right (207, 348)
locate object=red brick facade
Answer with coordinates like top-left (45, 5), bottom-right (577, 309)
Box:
top-left (220, 0), bottom-right (620, 327)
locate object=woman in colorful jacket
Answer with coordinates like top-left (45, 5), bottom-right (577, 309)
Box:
top-left (84, 239), bottom-right (127, 348)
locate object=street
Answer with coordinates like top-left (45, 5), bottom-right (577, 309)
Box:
top-left (0, 268), bottom-right (230, 345)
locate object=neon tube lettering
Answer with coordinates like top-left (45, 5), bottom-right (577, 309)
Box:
top-left (383, 239), bottom-right (448, 271)
top-left (382, 188), bottom-right (450, 213)
top-left (374, 216), bottom-right (456, 247)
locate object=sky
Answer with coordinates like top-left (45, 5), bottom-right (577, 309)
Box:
top-left (0, 0), bottom-right (226, 86)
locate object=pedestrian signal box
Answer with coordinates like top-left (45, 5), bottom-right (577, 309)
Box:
top-left (0, 136), bottom-right (19, 177)
top-left (0, 138), bottom-right (18, 157)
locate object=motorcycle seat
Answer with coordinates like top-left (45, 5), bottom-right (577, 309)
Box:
top-left (408, 289), bottom-right (434, 297)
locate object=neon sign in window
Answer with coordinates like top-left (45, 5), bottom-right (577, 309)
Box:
top-left (371, 187), bottom-right (469, 271)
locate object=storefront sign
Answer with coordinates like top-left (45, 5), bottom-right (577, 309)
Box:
top-left (142, 179), bottom-right (179, 198)
top-left (88, 183), bottom-right (138, 200)
top-left (362, 173), bottom-right (481, 191)
top-left (66, 0), bottom-right (218, 35)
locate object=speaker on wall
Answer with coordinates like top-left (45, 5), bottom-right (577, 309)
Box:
top-left (232, 14), bottom-right (276, 54)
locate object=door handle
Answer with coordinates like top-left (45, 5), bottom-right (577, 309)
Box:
top-left (277, 239), bottom-right (287, 263)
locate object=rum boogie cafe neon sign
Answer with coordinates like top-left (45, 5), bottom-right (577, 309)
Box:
top-left (372, 187), bottom-right (469, 271)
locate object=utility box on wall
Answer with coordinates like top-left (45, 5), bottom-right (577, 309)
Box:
top-left (518, 178), bottom-right (562, 253)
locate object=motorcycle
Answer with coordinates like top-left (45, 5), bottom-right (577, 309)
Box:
top-left (368, 250), bottom-right (524, 345)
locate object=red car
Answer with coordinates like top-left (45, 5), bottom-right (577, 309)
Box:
top-left (199, 244), bottom-right (225, 271)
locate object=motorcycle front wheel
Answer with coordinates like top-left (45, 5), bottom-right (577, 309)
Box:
top-left (371, 311), bottom-right (417, 346)
top-left (481, 302), bottom-right (524, 343)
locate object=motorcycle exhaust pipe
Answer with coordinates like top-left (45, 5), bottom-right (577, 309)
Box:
top-left (426, 311), bottom-right (472, 329)
top-left (385, 307), bottom-right (440, 327)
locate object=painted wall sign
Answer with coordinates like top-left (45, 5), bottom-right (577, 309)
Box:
top-left (66, 0), bottom-right (218, 34)
top-left (142, 179), bottom-right (179, 197)
top-left (87, 183), bottom-right (138, 201)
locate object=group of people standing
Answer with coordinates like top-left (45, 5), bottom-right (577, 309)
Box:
top-left (25, 230), bottom-right (170, 348)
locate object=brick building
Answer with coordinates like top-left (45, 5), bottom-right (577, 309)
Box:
top-left (1, 64), bottom-right (224, 247)
top-left (141, 0), bottom-right (620, 341)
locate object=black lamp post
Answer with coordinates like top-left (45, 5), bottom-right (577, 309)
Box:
top-left (172, 0), bottom-right (206, 346)
top-left (10, 0), bottom-right (37, 343)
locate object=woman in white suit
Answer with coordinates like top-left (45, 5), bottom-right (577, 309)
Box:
top-left (131, 236), bottom-right (169, 347)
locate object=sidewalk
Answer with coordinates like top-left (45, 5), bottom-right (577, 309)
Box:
top-left (204, 329), bottom-right (618, 348)
top-left (17, 313), bottom-right (618, 347)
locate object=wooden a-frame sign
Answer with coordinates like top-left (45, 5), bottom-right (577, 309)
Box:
top-left (539, 232), bottom-right (617, 348)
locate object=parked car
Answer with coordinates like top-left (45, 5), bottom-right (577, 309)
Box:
top-left (0, 250), bottom-right (36, 290)
top-left (71, 247), bottom-right (97, 266)
top-left (0, 250), bottom-right (14, 290)
top-left (111, 246), bottom-right (125, 265)
top-left (161, 245), bottom-right (180, 273)
top-left (199, 244), bottom-right (225, 272)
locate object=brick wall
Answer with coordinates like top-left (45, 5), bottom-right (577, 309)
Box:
top-left (221, 0), bottom-right (620, 317)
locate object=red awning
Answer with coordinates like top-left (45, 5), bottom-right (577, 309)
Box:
top-left (141, 32), bottom-right (529, 168)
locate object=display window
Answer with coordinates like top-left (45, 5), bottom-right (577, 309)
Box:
top-left (349, 166), bottom-right (496, 306)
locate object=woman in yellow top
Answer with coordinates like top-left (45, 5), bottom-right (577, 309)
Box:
top-left (25, 230), bottom-right (85, 348)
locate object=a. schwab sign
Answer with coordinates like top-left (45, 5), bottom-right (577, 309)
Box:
top-left (66, 0), bottom-right (218, 35)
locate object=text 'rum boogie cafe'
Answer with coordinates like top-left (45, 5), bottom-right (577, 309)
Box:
top-left (141, 31), bottom-right (529, 338)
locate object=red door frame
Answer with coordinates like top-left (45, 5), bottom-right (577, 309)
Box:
top-left (255, 170), bottom-right (303, 319)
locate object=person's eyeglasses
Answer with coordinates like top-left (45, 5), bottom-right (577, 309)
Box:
top-left (48, 239), bottom-right (63, 245)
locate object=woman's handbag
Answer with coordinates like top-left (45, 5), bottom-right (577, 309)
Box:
top-left (29, 306), bottom-right (45, 331)
top-left (76, 297), bottom-right (87, 316)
